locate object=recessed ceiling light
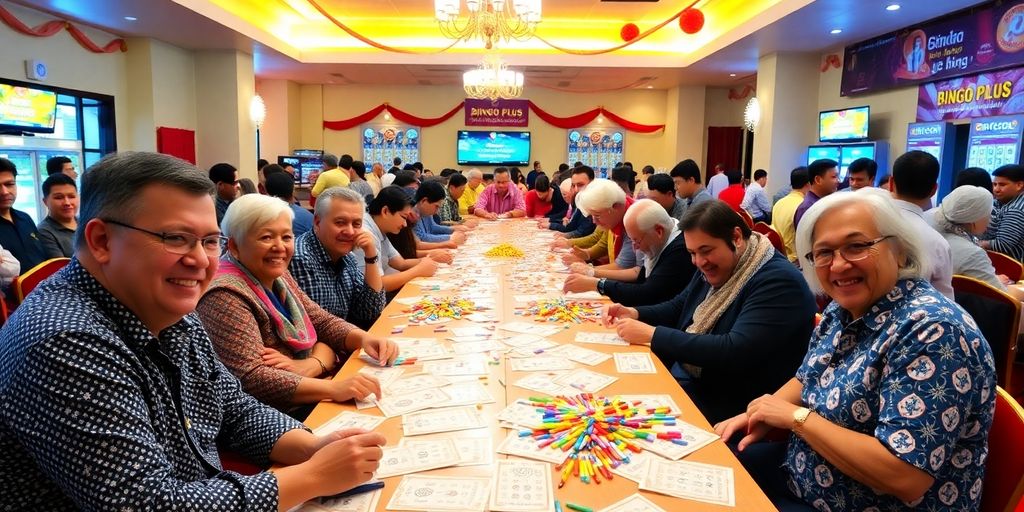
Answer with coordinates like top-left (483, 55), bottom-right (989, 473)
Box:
top-left (124, 16), bottom-right (137, 21)
top-left (830, 28), bottom-right (843, 34)
top-left (886, 4), bottom-right (901, 11)
top-left (729, 73), bottom-right (737, 77)
top-left (645, 85), bottom-right (653, 89)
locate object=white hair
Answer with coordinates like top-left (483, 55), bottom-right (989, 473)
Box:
top-left (795, 187), bottom-right (931, 294)
top-left (559, 178), bottom-right (573, 194)
top-left (468, 168), bottom-right (483, 179)
top-left (576, 178), bottom-right (627, 216)
top-left (314, 186), bottom-right (366, 219)
top-left (380, 173), bottom-right (397, 187)
top-left (221, 194), bottom-right (293, 241)
top-left (625, 199), bottom-right (675, 232)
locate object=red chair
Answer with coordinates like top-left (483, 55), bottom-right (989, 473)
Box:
top-left (982, 387), bottom-right (1024, 512)
top-left (752, 222), bottom-right (785, 254)
top-left (988, 250), bottom-right (1024, 283)
top-left (952, 275), bottom-right (1022, 396)
top-left (11, 258), bottom-right (71, 305)
top-left (737, 209), bottom-right (754, 229)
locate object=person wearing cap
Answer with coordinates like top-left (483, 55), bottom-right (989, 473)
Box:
top-left (934, 185), bottom-right (1024, 300)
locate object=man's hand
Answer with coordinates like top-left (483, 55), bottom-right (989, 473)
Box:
top-left (304, 429), bottom-right (386, 498)
top-left (451, 231), bottom-right (467, 245)
top-left (551, 238), bottom-right (571, 249)
top-left (464, 218), bottom-right (480, 229)
top-left (352, 230), bottom-right (378, 257)
top-left (428, 250), bottom-right (453, 264)
top-left (570, 246), bottom-right (589, 262)
top-left (415, 257), bottom-right (439, 277)
top-left (563, 273), bottom-right (598, 294)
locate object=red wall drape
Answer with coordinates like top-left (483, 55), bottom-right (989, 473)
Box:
top-left (156, 127), bottom-right (196, 164)
top-left (705, 126), bottom-right (743, 183)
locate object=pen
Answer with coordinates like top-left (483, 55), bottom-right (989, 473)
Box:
top-left (565, 503), bottom-right (593, 512)
top-left (554, 500), bottom-right (563, 512)
top-left (319, 481), bottom-right (385, 501)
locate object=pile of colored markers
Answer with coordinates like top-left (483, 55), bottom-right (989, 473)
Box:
top-left (405, 296), bottom-right (478, 323)
top-left (523, 298), bottom-right (600, 324)
top-left (484, 243), bottom-right (525, 258)
top-left (520, 394), bottom-right (683, 487)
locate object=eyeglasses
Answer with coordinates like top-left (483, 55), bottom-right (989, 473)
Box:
top-left (804, 236), bottom-right (893, 268)
top-left (104, 219), bottom-right (226, 256)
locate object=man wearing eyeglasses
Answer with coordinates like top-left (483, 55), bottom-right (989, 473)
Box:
top-left (0, 152), bottom-right (385, 510)
top-left (209, 162), bottom-right (239, 226)
top-left (887, 151), bottom-right (954, 299)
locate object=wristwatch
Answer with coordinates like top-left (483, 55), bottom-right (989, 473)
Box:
top-left (364, 254), bottom-right (380, 265)
top-left (597, 278), bottom-right (607, 295)
top-left (793, 406), bottom-right (812, 433)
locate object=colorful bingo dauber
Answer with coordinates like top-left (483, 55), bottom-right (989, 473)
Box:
top-left (519, 394), bottom-right (684, 487)
top-left (484, 243), bottom-right (525, 258)
top-left (523, 298), bottom-right (600, 324)
top-left (405, 296), bottom-right (478, 323)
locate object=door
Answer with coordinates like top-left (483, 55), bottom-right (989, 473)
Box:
top-left (0, 149), bottom-right (41, 223)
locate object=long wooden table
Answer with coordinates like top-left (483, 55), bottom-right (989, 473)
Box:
top-left (302, 219), bottom-right (776, 511)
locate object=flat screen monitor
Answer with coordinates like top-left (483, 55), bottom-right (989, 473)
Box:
top-left (807, 145), bottom-right (841, 166)
top-left (966, 115), bottom-right (1024, 173)
top-left (0, 82), bottom-right (57, 133)
top-left (839, 144), bottom-right (876, 181)
top-left (819, 106), bottom-right (869, 143)
top-left (906, 122), bottom-right (946, 163)
top-left (457, 130), bottom-right (531, 166)
top-left (277, 155), bottom-right (321, 186)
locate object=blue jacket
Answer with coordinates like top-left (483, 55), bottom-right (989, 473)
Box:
top-left (548, 201), bottom-right (595, 238)
top-left (412, 212), bottom-right (453, 243)
top-left (0, 208), bottom-right (45, 271)
top-left (636, 251), bottom-right (816, 424)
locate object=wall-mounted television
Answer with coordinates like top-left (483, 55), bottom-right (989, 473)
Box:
top-left (457, 130), bottom-right (530, 166)
top-left (0, 82), bottom-right (57, 134)
top-left (819, 106), bottom-right (869, 143)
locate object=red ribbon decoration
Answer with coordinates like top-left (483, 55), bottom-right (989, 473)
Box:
top-left (323, 102), bottom-right (664, 133)
top-left (727, 85), bottom-right (755, 100)
top-left (0, 5), bottom-right (127, 53)
top-left (821, 54), bottom-right (842, 72)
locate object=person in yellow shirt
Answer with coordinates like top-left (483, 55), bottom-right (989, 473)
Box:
top-left (311, 153), bottom-right (351, 197)
top-left (771, 166), bottom-right (809, 262)
top-left (458, 168), bottom-right (485, 216)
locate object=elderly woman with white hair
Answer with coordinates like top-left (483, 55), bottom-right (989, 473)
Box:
top-left (716, 189), bottom-right (995, 511)
top-left (934, 185), bottom-right (1024, 300)
top-left (197, 194), bottom-right (398, 417)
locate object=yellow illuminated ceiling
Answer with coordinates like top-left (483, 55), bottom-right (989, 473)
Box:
top-left (174, 0), bottom-right (813, 68)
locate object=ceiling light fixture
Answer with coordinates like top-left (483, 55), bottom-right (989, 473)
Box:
top-left (435, 0), bottom-right (542, 50)
top-left (463, 51), bottom-right (524, 101)
top-left (886, 4), bottom-right (901, 11)
top-left (124, 16), bottom-right (137, 21)
top-left (250, 94), bottom-right (266, 129)
top-left (830, 28), bottom-right (843, 34)
top-left (744, 97), bottom-right (760, 133)
top-left (729, 73), bottom-right (737, 77)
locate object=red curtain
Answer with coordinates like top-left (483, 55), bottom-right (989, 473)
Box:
top-left (323, 101), bottom-right (665, 133)
top-left (705, 126), bottom-right (743, 182)
top-left (156, 127), bottom-right (196, 164)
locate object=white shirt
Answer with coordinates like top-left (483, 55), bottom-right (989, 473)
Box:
top-left (708, 173), bottom-right (729, 199)
top-left (894, 200), bottom-right (954, 299)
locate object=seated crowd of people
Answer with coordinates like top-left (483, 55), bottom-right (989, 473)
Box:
top-left (0, 146), bottom-right (1018, 511)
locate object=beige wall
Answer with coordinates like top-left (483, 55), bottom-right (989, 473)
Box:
top-left (817, 50), bottom-right (919, 159)
top-left (295, 84), bottom-right (683, 172)
top-left (124, 38), bottom-right (197, 152)
top-left (194, 50), bottom-right (257, 180)
top-left (0, 2), bottom-right (129, 150)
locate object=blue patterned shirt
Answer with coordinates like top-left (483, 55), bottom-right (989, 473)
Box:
top-left (0, 259), bottom-right (307, 510)
top-left (787, 279), bottom-right (995, 511)
top-left (289, 230), bottom-right (386, 330)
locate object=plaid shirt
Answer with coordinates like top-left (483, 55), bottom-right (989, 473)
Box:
top-left (438, 188), bottom-right (463, 224)
top-left (289, 230), bottom-right (386, 330)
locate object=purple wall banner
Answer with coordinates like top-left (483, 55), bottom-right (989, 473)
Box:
top-left (918, 67), bottom-right (1024, 121)
top-left (464, 99), bottom-right (529, 127)
top-left (842, 0), bottom-right (1024, 96)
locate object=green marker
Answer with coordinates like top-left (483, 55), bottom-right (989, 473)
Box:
top-left (565, 503), bottom-right (593, 512)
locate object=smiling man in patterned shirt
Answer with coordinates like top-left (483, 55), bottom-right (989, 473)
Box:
top-left (0, 152), bottom-right (385, 510)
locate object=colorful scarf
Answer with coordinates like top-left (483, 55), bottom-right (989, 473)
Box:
top-left (217, 255), bottom-right (317, 354)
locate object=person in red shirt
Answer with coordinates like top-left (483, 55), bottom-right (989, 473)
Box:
top-left (717, 169), bottom-right (746, 212)
top-left (525, 175), bottom-right (555, 218)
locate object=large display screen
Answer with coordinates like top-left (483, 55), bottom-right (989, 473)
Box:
top-left (807, 145), bottom-right (841, 166)
top-left (839, 144), bottom-right (876, 180)
top-left (457, 130), bottom-right (530, 166)
top-left (0, 83), bottom-right (57, 133)
top-left (906, 122), bottom-right (947, 163)
top-left (966, 115), bottom-right (1024, 172)
top-left (819, 106), bottom-right (869, 142)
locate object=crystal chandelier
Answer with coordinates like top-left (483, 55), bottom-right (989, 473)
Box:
top-left (463, 52), bottom-right (524, 102)
top-left (435, 0), bottom-right (542, 50)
